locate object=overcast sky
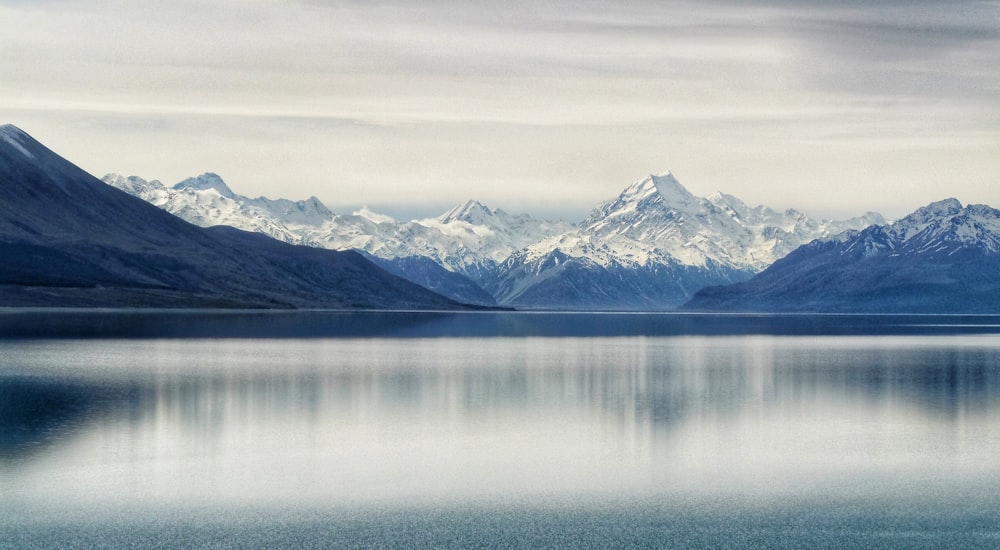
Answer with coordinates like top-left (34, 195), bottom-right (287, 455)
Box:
top-left (2, 0), bottom-right (998, 220)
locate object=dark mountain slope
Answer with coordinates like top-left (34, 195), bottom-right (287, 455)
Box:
top-left (0, 125), bottom-right (464, 309)
top-left (361, 253), bottom-right (499, 307)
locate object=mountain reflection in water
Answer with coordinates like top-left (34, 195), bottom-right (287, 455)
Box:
top-left (4, 309), bottom-right (1000, 339)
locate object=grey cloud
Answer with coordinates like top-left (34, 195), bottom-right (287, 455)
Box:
top-left (3, 0), bottom-right (997, 219)
top-left (774, 15), bottom-right (1000, 100)
top-left (779, 12), bottom-right (1000, 58)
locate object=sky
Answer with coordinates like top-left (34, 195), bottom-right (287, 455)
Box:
top-left (2, 0), bottom-right (998, 221)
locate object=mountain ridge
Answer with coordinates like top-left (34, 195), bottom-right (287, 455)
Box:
top-left (14, 121), bottom-right (995, 313)
top-left (684, 198), bottom-right (1000, 313)
top-left (104, 168), bottom-right (886, 309)
top-left (103, 171), bottom-right (571, 305)
top-left (0, 124), bottom-right (469, 310)
top-left (485, 172), bottom-right (885, 308)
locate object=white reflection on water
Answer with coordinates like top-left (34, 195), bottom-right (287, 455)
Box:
top-left (2, 335), bottom-right (1000, 515)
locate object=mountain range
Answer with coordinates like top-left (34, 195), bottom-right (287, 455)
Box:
top-left (0, 124), bottom-right (468, 310)
top-left (481, 173), bottom-right (885, 309)
top-left (8, 123), bottom-right (998, 313)
top-left (104, 171), bottom-right (883, 309)
top-left (685, 198), bottom-right (1000, 312)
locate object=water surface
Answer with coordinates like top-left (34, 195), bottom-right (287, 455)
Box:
top-left (1, 311), bottom-right (999, 548)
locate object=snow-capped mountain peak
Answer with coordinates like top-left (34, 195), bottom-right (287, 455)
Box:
top-left (104, 172), bottom-right (331, 245)
top-left (102, 166), bottom-right (891, 310)
top-left (624, 172), bottom-right (686, 202)
top-left (885, 198), bottom-right (963, 243)
top-left (103, 172), bottom-right (572, 292)
top-left (885, 199), bottom-right (1000, 253)
top-left (174, 172), bottom-right (235, 198)
top-left (437, 199), bottom-right (497, 225)
top-left (593, 172), bottom-right (704, 226)
top-left (488, 171), bottom-right (890, 308)
top-left (648, 172), bottom-right (697, 203)
top-left (900, 198), bottom-right (964, 226)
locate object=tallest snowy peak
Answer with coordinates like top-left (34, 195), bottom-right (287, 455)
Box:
top-left (648, 172), bottom-right (695, 203)
top-left (620, 172), bottom-right (694, 202)
top-left (437, 199), bottom-right (495, 225)
top-left (616, 172), bottom-right (698, 211)
top-left (588, 171), bottom-right (701, 227)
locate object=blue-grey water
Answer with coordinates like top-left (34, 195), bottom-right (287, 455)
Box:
top-left (2, 310), bottom-right (1000, 548)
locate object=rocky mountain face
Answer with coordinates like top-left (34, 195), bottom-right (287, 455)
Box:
top-left (684, 199), bottom-right (1000, 313)
top-left (0, 125), bottom-right (467, 310)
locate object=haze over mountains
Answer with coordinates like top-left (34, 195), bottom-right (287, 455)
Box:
top-left (105, 171), bottom-right (883, 309)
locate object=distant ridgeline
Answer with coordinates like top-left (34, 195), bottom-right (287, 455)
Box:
top-left (4, 123), bottom-right (998, 312)
top-left (104, 167), bottom-right (883, 310)
top-left (684, 199), bottom-right (1000, 313)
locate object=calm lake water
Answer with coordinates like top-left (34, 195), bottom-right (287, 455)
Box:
top-left (2, 310), bottom-right (1000, 548)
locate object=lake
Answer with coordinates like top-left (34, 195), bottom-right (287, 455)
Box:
top-left (2, 310), bottom-right (1000, 548)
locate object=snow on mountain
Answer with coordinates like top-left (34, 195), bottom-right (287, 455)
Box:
top-left (103, 173), bottom-right (168, 200)
top-left (172, 173), bottom-right (336, 230)
top-left (685, 199), bottom-right (1000, 312)
top-left (2, 124), bottom-right (464, 310)
top-left (705, 189), bottom-right (886, 263)
top-left (437, 199), bottom-right (497, 226)
top-left (803, 198), bottom-right (1000, 261)
top-left (414, 200), bottom-right (575, 272)
top-left (569, 171), bottom-right (886, 271)
top-left (175, 173), bottom-right (236, 198)
top-left (104, 169), bottom-right (887, 310)
top-left (105, 173), bottom-right (309, 246)
top-left (104, 173), bottom-right (569, 271)
top-left (486, 172), bottom-right (885, 308)
top-left (866, 198), bottom-right (1000, 255)
top-left (102, 172), bottom-right (569, 305)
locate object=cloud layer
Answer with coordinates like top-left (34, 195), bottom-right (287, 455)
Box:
top-left (2, 0), bottom-right (998, 219)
